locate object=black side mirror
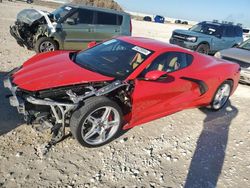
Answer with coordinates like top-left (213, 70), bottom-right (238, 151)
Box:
top-left (66, 18), bottom-right (76, 25)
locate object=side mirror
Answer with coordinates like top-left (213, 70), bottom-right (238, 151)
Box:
top-left (66, 18), bottom-right (76, 25)
top-left (87, 41), bottom-right (97, 48)
top-left (144, 70), bottom-right (167, 81)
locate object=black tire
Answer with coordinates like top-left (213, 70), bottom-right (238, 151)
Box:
top-left (210, 80), bottom-right (233, 111)
top-left (34, 37), bottom-right (58, 53)
top-left (196, 43), bottom-right (210, 54)
top-left (70, 96), bottom-right (123, 148)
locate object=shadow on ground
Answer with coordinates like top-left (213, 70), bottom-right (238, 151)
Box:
top-left (184, 101), bottom-right (238, 188)
top-left (0, 72), bottom-right (23, 136)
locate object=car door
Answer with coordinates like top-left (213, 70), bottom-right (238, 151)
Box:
top-left (61, 8), bottom-right (95, 50)
top-left (220, 26), bottom-right (237, 49)
top-left (130, 52), bottom-right (201, 125)
top-left (210, 26), bottom-right (225, 51)
top-left (93, 11), bottom-right (122, 41)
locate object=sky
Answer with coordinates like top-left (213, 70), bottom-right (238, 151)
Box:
top-left (115, 0), bottom-right (250, 28)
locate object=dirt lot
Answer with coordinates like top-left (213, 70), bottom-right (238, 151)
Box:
top-left (0, 1), bottom-right (250, 188)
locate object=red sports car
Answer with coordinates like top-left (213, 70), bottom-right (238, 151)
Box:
top-left (4, 36), bottom-right (240, 147)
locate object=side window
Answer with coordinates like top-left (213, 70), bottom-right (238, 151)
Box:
top-left (96, 11), bottom-right (120, 25)
top-left (223, 26), bottom-right (235, 37)
top-left (65, 9), bottom-right (94, 24)
top-left (141, 52), bottom-right (193, 76)
top-left (235, 27), bottom-right (243, 37)
top-left (66, 11), bottom-right (79, 23)
top-left (78, 8), bottom-right (94, 24)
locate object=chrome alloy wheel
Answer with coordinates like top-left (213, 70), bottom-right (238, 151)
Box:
top-left (40, 41), bottom-right (55, 52)
top-left (81, 106), bottom-right (120, 145)
top-left (212, 83), bottom-right (231, 110)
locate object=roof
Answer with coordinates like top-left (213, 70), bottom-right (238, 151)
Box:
top-left (65, 3), bottom-right (129, 16)
top-left (201, 21), bottom-right (242, 28)
top-left (117, 36), bottom-right (174, 52)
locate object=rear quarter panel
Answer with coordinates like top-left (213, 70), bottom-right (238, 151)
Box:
top-left (120, 14), bottom-right (131, 36)
top-left (192, 54), bottom-right (240, 105)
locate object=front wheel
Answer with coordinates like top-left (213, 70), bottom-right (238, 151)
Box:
top-left (35, 37), bottom-right (58, 53)
top-left (70, 97), bottom-right (123, 147)
top-left (210, 80), bottom-right (232, 110)
top-left (196, 44), bottom-right (210, 54)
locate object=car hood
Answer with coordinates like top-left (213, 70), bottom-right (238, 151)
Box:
top-left (220, 48), bottom-right (250, 64)
top-left (174, 29), bottom-right (209, 38)
top-left (12, 51), bottom-right (114, 91)
top-left (16, 9), bottom-right (46, 26)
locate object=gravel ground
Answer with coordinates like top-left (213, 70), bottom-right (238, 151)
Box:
top-left (0, 1), bottom-right (250, 188)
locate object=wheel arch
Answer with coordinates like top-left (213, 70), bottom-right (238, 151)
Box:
top-left (197, 41), bottom-right (210, 48)
top-left (35, 35), bottom-right (60, 49)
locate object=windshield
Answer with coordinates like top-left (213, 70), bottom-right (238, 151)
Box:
top-left (73, 39), bottom-right (153, 79)
top-left (238, 39), bottom-right (250, 51)
top-left (190, 23), bottom-right (221, 36)
top-left (51, 5), bottom-right (75, 22)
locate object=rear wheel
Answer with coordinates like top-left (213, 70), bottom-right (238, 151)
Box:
top-left (35, 37), bottom-right (58, 53)
top-left (70, 97), bottom-right (123, 147)
top-left (210, 80), bottom-right (232, 110)
top-left (196, 44), bottom-right (210, 54)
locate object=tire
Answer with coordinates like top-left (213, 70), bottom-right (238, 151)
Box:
top-left (196, 44), bottom-right (210, 54)
top-left (210, 80), bottom-right (233, 111)
top-left (70, 96), bottom-right (123, 148)
top-left (34, 37), bottom-right (58, 53)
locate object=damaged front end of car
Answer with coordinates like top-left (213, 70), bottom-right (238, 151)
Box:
top-left (4, 69), bottom-right (132, 146)
top-left (10, 9), bottom-right (56, 50)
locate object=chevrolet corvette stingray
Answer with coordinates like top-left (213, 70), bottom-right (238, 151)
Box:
top-left (4, 36), bottom-right (240, 147)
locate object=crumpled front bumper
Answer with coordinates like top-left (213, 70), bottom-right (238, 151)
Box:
top-left (3, 68), bottom-right (26, 114)
top-left (9, 25), bottom-right (33, 50)
top-left (3, 68), bottom-right (77, 116)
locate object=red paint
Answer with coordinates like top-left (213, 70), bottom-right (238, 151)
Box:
top-left (13, 51), bottom-right (114, 91)
top-left (12, 37), bottom-right (240, 129)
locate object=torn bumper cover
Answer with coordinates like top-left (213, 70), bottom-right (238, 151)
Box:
top-left (4, 76), bottom-right (27, 116)
top-left (3, 75), bottom-right (77, 116)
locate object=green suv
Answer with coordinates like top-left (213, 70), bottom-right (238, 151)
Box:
top-left (10, 4), bottom-right (132, 53)
top-left (170, 21), bottom-right (243, 54)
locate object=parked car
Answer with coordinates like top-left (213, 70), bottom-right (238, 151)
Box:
top-left (215, 39), bottom-right (250, 84)
top-left (170, 21), bottom-right (243, 54)
top-left (143, 16), bottom-right (152, 22)
top-left (182, 21), bottom-right (188, 25)
top-left (175, 20), bottom-right (182, 24)
top-left (4, 36), bottom-right (240, 147)
top-left (10, 4), bottom-right (132, 53)
top-left (154, 15), bottom-right (165, 23)
top-left (7, 0), bottom-right (33, 3)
